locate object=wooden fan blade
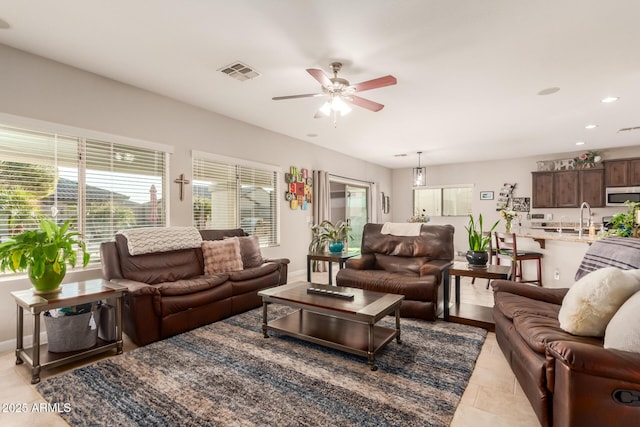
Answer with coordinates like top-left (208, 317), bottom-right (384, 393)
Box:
top-left (306, 68), bottom-right (333, 88)
top-left (348, 95), bottom-right (384, 112)
top-left (351, 75), bottom-right (397, 92)
top-left (272, 93), bottom-right (325, 101)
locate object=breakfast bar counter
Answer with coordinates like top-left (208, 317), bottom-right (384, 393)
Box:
top-left (516, 228), bottom-right (599, 248)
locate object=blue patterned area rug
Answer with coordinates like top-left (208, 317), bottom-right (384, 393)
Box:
top-left (37, 306), bottom-right (487, 426)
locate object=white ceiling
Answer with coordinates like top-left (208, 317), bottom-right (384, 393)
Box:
top-left (1, 0), bottom-right (639, 169)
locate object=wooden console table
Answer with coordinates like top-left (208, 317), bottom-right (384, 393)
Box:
top-left (11, 279), bottom-right (126, 384)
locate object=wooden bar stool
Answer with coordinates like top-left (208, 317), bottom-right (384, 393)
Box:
top-left (493, 232), bottom-right (543, 286)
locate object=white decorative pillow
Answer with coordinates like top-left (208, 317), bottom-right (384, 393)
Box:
top-left (202, 238), bottom-right (243, 274)
top-left (604, 291), bottom-right (640, 352)
top-left (558, 267), bottom-right (640, 337)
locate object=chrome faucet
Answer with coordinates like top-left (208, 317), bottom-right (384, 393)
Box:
top-left (578, 201), bottom-right (592, 238)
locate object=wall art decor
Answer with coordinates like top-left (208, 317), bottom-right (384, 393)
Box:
top-left (511, 197), bottom-right (531, 212)
top-left (284, 166), bottom-right (312, 210)
top-left (496, 183), bottom-right (516, 210)
top-left (479, 191), bottom-right (494, 200)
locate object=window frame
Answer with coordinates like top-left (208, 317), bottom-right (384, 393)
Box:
top-left (0, 113), bottom-right (173, 271)
top-left (191, 150), bottom-right (281, 247)
top-left (413, 184), bottom-right (474, 217)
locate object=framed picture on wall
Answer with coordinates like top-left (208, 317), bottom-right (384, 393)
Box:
top-left (480, 191), bottom-right (494, 200)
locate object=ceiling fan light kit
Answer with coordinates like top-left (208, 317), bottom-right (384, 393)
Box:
top-left (272, 61), bottom-right (396, 125)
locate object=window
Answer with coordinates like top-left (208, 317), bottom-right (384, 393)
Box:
top-left (414, 185), bottom-right (473, 216)
top-left (0, 123), bottom-right (168, 266)
top-left (192, 152), bottom-right (279, 246)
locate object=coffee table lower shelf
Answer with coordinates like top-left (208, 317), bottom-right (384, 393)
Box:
top-left (264, 309), bottom-right (398, 369)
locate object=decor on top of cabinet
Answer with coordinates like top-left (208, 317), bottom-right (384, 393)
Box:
top-left (284, 166), bottom-right (312, 210)
top-left (496, 182), bottom-right (516, 211)
top-left (574, 150), bottom-right (602, 169)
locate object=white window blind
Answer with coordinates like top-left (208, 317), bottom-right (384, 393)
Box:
top-left (414, 185), bottom-right (473, 217)
top-left (0, 124), bottom-right (167, 267)
top-left (193, 155), bottom-right (279, 246)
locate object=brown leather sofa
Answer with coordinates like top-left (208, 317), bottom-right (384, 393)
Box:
top-left (100, 228), bottom-right (289, 346)
top-left (492, 236), bottom-right (640, 427)
top-left (335, 223), bottom-right (454, 320)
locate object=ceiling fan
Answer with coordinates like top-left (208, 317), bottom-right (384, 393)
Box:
top-left (272, 62), bottom-right (397, 120)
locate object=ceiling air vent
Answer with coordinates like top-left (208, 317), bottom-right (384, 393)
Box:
top-left (218, 61), bottom-right (261, 81)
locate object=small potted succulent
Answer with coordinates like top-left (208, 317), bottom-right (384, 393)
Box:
top-left (465, 213), bottom-right (499, 267)
top-left (0, 219), bottom-right (90, 294)
top-left (309, 220), bottom-right (352, 254)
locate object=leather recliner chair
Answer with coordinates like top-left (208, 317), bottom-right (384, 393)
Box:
top-left (336, 223), bottom-right (454, 320)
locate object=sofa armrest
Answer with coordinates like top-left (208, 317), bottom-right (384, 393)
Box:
top-left (107, 279), bottom-right (161, 346)
top-left (491, 280), bottom-right (568, 305)
top-left (264, 257), bottom-right (290, 265)
top-left (344, 254), bottom-right (375, 270)
top-left (546, 340), bottom-right (640, 426)
top-left (547, 340), bottom-right (640, 383)
top-left (264, 258), bottom-right (290, 285)
top-left (420, 260), bottom-right (453, 276)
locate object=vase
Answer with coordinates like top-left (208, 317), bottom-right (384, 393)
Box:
top-left (28, 262), bottom-right (66, 294)
top-left (328, 241), bottom-right (344, 253)
top-left (505, 221), bottom-right (512, 234)
top-left (466, 250), bottom-right (488, 267)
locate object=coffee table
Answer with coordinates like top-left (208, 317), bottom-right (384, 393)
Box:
top-left (258, 282), bottom-right (403, 371)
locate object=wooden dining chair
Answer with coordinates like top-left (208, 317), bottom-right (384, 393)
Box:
top-left (493, 232), bottom-right (543, 286)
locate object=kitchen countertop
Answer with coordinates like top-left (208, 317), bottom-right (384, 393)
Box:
top-left (516, 228), bottom-right (599, 248)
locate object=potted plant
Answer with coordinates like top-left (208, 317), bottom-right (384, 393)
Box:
top-left (0, 219), bottom-right (90, 294)
top-left (309, 220), bottom-right (352, 254)
top-left (606, 201), bottom-right (640, 237)
top-left (465, 213), bottom-right (499, 267)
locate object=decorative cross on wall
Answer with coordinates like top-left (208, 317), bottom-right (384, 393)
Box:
top-left (174, 173), bottom-right (190, 201)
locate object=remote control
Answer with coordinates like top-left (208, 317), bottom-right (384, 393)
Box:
top-left (306, 287), bottom-right (354, 300)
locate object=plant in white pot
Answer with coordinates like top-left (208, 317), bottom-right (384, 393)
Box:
top-left (465, 213), bottom-right (499, 267)
top-left (0, 219), bottom-right (90, 294)
top-left (309, 220), bottom-right (352, 254)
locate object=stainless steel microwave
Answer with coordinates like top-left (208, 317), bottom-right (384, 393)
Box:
top-left (606, 187), bottom-right (640, 206)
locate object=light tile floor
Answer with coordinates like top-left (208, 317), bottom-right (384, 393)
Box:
top-left (0, 270), bottom-right (539, 426)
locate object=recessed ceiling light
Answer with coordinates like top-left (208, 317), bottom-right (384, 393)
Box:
top-left (306, 133), bottom-right (318, 138)
top-left (394, 153), bottom-right (408, 157)
top-left (576, 141), bottom-right (585, 146)
top-left (585, 124), bottom-right (598, 129)
top-left (601, 96), bottom-right (619, 103)
top-left (537, 87), bottom-right (560, 96)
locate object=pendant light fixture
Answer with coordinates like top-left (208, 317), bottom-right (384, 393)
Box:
top-left (413, 151), bottom-right (426, 186)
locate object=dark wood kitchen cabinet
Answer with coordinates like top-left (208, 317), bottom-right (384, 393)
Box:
top-left (580, 169), bottom-right (605, 207)
top-left (532, 172), bottom-right (554, 208)
top-left (605, 158), bottom-right (640, 187)
top-left (554, 171), bottom-right (580, 207)
top-left (532, 169), bottom-right (604, 208)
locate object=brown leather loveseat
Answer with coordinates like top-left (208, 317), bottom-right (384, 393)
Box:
top-left (492, 236), bottom-right (640, 427)
top-left (336, 223), bottom-right (454, 320)
top-left (100, 227), bottom-right (289, 346)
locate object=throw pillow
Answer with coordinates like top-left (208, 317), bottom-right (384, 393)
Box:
top-left (202, 238), bottom-right (243, 274)
top-left (604, 290), bottom-right (640, 352)
top-left (558, 267), bottom-right (640, 337)
top-left (225, 235), bottom-right (264, 269)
